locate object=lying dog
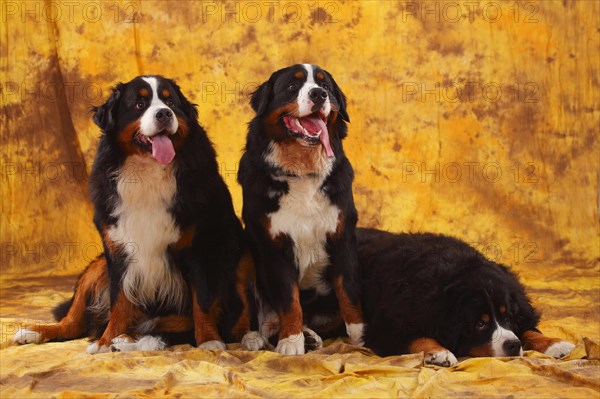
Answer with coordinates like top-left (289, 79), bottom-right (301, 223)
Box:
top-left (303, 228), bottom-right (576, 365)
top-left (13, 76), bottom-right (254, 352)
top-left (238, 64), bottom-right (364, 354)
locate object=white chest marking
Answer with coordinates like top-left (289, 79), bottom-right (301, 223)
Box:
top-left (268, 175), bottom-right (340, 294)
top-left (108, 155), bottom-right (185, 310)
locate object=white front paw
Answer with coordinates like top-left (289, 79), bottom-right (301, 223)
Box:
top-left (241, 331), bottom-right (269, 351)
top-left (545, 341), bottom-right (575, 358)
top-left (425, 350), bottom-right (458, 367)
top-left (87, 342), bottom-right (111, 354)
top-left (346, 323), bottom-right (365, 347)
top-left (198, 340), bottom-right (226, 350)
top-left (276, 333), bottom-right (305, 355)
top-left (13, 328), bottom-right (44, 344)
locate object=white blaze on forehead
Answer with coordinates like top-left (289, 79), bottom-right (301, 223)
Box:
top-left (491, 322), bottom-right (522, 356)
top-left (139, 76), bottom-right (178, 136)
top-left (303, 63), bottom-right (315, 84)
top-left (297, 64), bottom-right (331, 117)
top-left (142, 77), bottom-right (163, 107)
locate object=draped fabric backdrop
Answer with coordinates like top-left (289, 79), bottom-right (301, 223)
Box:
top-left (1, 1), bottom-right (598, 397)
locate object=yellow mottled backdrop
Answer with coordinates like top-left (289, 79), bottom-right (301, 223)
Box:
top-left (0, 1), bottom-right (599, 397)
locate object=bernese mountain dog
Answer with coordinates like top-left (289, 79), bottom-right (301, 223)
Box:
top-left (237, 64), bottom-right (365, 355)
top-left (13, 76), bottom-right (255, 353)
top-left (303, 228), bottom-right (576, 366)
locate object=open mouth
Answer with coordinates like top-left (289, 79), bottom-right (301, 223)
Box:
top-left (133, 131), bottom-right (176, 165)
top-left (282, 112), bottom-right (334, 157)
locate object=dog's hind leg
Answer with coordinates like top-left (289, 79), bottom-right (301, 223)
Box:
top-left (13, 256), bottom-right (108, 344)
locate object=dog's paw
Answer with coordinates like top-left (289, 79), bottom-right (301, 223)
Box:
top-left (276, 333), bottom-right (305, 355)
top-left (545, 341), bottom-right (575, 358)
top-left (111, 334), bottom-right (136, 344)
top-left (198, 340), bottom-right (226, 350)
top-left (110, 334), bottom-right (138, 352)
top-left (110, 335), bottom-right (167, 352)
top-left (241, 331), bottom-right (269, 351)
top-left (137, 335), bottom-right (166, 351)
top-left (425, 349), bottom-right (458, 367)
top-left (12, 328), bottom-right (44, 344)
top-left (303, 327), bottom-right (323, 352)
top-left (345, 323), bottom-right (365, 347)
top-left (87, 341), bottom-right (111, 354)
top-left (260, 311), bottom-right (280, 338)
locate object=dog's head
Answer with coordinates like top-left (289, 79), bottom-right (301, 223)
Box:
top-left (443, 262), bottom-right (538, 358)
top-left (92, 75), bottom-right (198, 165)
top-left (250, 64), bottom-right (349, 158)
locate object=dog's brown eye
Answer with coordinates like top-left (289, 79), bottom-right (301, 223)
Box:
top-left (321, 83), bottom-right (330, 91)
top-left (288, 82), bottom-right (299, 91)
top-left (165, 98), bottom-right (174, 107)
top-left (476, 320), bottom-right (487, 331)
top-left (135, 101), bottom-right (146, 109)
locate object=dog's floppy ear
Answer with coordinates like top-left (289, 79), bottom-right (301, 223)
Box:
top-left (250, 75), bottom-right (275, 115)
top-left (171, 82), bottom-right (199, 121)
top-left (250, 81), bottom-right (272, 115)
top-left (324, 71), bottom-right (350, 123)
top-left (92, 84), bottom-right (122, 132)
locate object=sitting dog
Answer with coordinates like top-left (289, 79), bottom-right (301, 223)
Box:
top-left (13, 76), bottom-right (255, 352)
top-left (238, 64), bottom-right (364, 354)
top-left (303, 228), bottom-right (576, 365)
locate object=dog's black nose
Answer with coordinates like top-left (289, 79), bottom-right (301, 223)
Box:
top-left (503, 339), bottom-right (522, 356)
top-left (155, 108), bottom-right (173, 122)
top-left (308, 87), bottom-right (328, 104)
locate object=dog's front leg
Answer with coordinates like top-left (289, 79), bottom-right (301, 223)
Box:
top-left (87, 291), bottom-right (140, 354)
top-left (521, 329), bottom-right (575, 358)
top-left (329, 233), bottom-right (365, 347)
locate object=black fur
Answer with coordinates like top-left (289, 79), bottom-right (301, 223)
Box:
top-left (355, 228), bottom-right (541, 357)
top-left (52, 299), bottom-right (71, 322)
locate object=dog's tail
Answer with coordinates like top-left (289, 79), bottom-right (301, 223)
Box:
top-left (52, 298), bottom-right (73, 322)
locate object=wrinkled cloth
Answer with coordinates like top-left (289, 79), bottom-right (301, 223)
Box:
top-left (1, 272), bottom-right (598, 398)
top-left (1, 323), bottom-right (598, 398)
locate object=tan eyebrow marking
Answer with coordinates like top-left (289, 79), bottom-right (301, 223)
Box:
top-left (481, 314), bottom-right (490, 322)
top-left (139, 88), bottom-right (148, 97)
top-left (162, 89), bottom-right (171, 97)
top-left (499, 305), bottom-right (507, 314)
top-left (316, 72), bottom-right (325, 80)
top-left (294, 71), bottom-right (305, 79)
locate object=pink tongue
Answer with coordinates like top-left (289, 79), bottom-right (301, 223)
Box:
top-left (298, 116), bottom-right (334, 158)
top-left (151, 134), bottom-right (176, 165)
